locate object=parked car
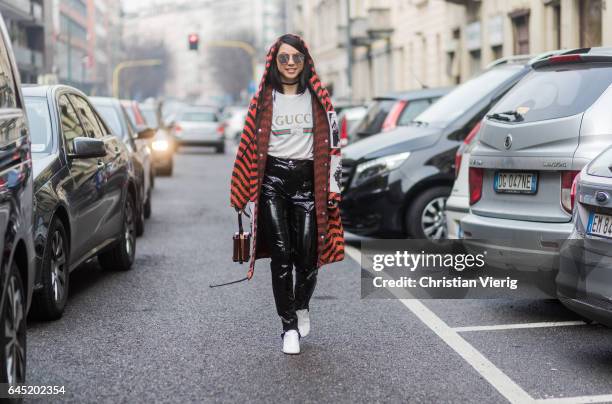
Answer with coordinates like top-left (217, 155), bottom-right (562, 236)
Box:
top-left (122, 99), bottom-right (155, 186)
top-left (338, 105), bottom-right (367, 147)
top-left (92, 96), bottom-right (155, 235)
top-left (223, 106), bottom-right (248, 141)
top-left (557, 145), bottom-right (612, 326)
top-left (171, 106), bottom-right (226, 153)
top-left (351, 87), bottom-right (451, 143)
top-left (445, 121), bottom-right (482, 239)
top-left (0, 16), bottom-right (35, 385)
top-left (24, 85), bottom-right (138, 320)
top-left (341, 56), bottom-right (538, 240)
top-left (462, 48), bottom-right (612, 278)
top-left (141, 103), bottom-right (174, 176)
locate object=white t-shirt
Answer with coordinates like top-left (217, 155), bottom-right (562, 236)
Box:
top-left (268, 89), bottom-right (313, 160)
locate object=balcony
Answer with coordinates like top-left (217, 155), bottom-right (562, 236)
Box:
top-left (349, 17), bottom-right (370, 47)
top-left (0, 0), bottom-right (32, 20)
top-left (366, 7), bottom-right (394, 40)
top-left (13, 44), bottom-right (43, 69)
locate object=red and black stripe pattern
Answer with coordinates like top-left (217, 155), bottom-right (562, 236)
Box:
top-left (229, 34), bottom-right (344, 279)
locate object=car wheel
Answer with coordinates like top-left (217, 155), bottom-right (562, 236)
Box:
top-left (405, 186), bottom-right (451, 240)
top-left (0, 261), bottom-right (26, 386)
top-left (98, 193), bottom-right (136, 271)
top-left (32, 218), bottom-right (69, 320)
top-left (144, 188), bottom-right (152, 219)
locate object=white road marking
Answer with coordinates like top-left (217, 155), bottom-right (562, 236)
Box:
top-left (454, 321), bottom-right (587, 333)
top-left (345, 245), bottom-right (534, 403)
top-left (536, 394), bottom-right (612, 403)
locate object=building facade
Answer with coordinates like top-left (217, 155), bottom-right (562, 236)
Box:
top-left (298, 0), bottom-right (612, 102)
top-left (0, 0), bottom-right (47, 83)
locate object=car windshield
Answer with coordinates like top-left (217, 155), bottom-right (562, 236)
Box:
top-left (413, 66), bottom-right (523, 127)
top-left (489, 63), bottom-right (612, 124)
top-left (25, 96), bottom-right (52, 155)
top-left (588, 147), bottom-right (612, 178)
top-left (141, 107), bottom-right (159, 127)
top-left (95, 104), bottom-right (123, 137)
top-left (180, 111), bottom-right (217, 122)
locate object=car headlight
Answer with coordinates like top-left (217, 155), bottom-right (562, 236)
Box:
top-left (152, 139), bottom-right (169, 152)
top-left (351, 152), bottom-right (411, 188)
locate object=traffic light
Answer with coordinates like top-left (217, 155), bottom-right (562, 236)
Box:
top-left (188, 33), bottom-right (199, 51)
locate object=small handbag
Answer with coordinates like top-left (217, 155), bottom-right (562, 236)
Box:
top-left (210, 211), bottom-right (251, 288)
top-left (232, 212), bottom-right (251, 263)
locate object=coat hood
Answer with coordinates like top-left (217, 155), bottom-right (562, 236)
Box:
top-left (251, 34), bottom-right (333, 115)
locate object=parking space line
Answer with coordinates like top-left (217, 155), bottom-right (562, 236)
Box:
top-left (345, 245), bottom-right (534, 403)
top-left (536, 394), bottom-right (612, 403)
top-left (453, 321), bottom-right (587, 333)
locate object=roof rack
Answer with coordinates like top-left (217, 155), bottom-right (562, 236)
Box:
top-left (485, 54), bottom-right (532, 69)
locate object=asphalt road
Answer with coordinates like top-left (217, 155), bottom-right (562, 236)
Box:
top-left (26, 144), bottom-right (612, 403)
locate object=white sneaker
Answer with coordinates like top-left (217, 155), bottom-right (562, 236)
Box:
top-left (296, 309), bottom-right (310, 337)
top-left (282, 330), bottom-right (300, 354)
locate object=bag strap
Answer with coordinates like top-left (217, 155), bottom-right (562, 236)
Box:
top-left (238, 212), bottom-right (244, 233)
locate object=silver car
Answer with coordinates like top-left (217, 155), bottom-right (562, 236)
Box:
top-left (461, 48), bottom-right (612, 279)
top-left (557, 146), bottom-right (612, 325)
top-left (172, 107), bottom-right (225, 153)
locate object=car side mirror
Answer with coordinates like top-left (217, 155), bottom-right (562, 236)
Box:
top-left (137, 127), bottom-right (156, 140)
top-left (68, 137), bottom-right (106, 159)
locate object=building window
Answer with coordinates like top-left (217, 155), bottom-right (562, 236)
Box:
top-left (580, 0), bottom-right (602, 47)
top-left (510, 10), bottom-right (529, 54)
top-left (492, 46), bottom-right (502, 60)
top-left (469, 50), bottom-right (481, 75)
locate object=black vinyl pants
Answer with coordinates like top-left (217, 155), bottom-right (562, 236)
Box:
top-left (260, 155), bottom-right (318, 332)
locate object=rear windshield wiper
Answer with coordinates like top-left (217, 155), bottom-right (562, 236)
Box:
top-left (487, 110), bottom-right (524, 122)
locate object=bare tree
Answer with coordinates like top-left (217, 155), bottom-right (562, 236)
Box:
top-left (120, 41), bottom-right (171, 101)
top-left (208, 30), bottom-right (256, 101)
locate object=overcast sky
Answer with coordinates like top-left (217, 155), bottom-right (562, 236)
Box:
top-left (121, 0), bottom-right (183, 13)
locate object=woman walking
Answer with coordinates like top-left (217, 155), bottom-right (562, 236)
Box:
top-left (230, 34), bottom-right (344, 354)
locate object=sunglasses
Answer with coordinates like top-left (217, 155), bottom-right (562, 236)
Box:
top-left (277, 53), bottom-right (305, 65)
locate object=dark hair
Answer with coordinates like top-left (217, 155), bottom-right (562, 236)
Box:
top-left (266, 34), bottom-right (312, 94)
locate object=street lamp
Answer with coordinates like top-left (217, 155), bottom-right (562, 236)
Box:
top-left (205, 40), bottom-right (259, 82)
top-left (112, 59), bottom-right (163, 98)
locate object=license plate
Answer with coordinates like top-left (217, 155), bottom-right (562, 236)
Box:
top-left (494, 172), bottom-right (538, 194)
top-left (587, 212), bottom-right (612, 239)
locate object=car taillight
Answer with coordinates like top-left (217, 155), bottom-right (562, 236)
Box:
top-left (549, 54), bottom-right (582, 64)
top-left (340, 116), bottom-right (348, 147)
top-left (455, 121), bottom-right (482, 178)
top-left (454, 152), bottom-right (463, 179)
top-left (469, 167), bottom-right (484, 205)
top-left (217, 123), bottom-right (226, 136)
top-left (382, 100), bottom-right (406, 132)
top-left (174, 124), bottom-right (182, 133)
top-left (561, 170), bottom-right (580, 213)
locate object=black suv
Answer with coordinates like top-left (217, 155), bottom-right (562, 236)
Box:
top-left (341, 56), bottom-right (551, 239)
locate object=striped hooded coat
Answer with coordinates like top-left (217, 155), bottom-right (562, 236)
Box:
top-left (230, 34), bottom-right (344, 279)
